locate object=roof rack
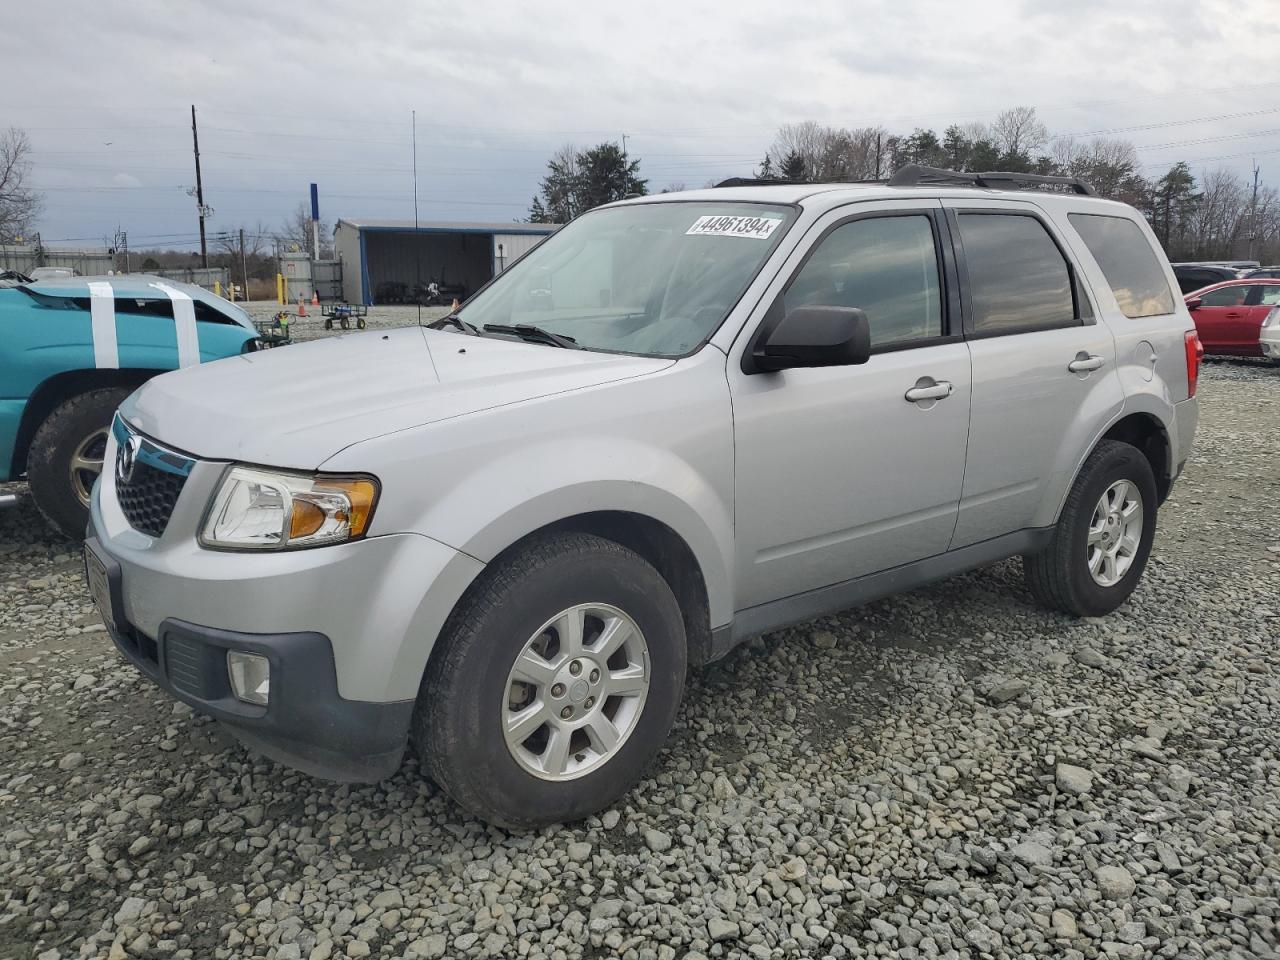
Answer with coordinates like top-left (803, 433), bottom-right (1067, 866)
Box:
top-left (888, 164), bottom-right (1096, 196)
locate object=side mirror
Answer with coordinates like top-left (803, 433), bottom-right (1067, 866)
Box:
top-left (751, 305), bottom-right (871, 373)
top-left (1185, 298), bottom-right (1202, 310)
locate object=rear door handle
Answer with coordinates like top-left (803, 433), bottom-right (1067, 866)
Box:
top-left (1068, 354), bottom-right (1105, 373)
top-left (904, 380), bottom-right (954, 402)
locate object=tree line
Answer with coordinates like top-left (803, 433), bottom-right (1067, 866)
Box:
top-left (528, 107), bottom-right (1280, 265)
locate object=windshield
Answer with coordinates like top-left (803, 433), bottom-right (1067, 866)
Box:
top-left (458, 201), bottom-right (795, 356)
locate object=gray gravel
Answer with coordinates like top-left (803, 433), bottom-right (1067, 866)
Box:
top-left (2, 357), bottom-right (1278, 960)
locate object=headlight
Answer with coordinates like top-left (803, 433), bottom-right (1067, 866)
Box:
top-left (201, 466), bottom-right (378, 550)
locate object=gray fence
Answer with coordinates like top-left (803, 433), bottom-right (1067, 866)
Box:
top-left (149, 266), bottom-right (229, 290)
top-left (0, 243), bottom-right (115, 276)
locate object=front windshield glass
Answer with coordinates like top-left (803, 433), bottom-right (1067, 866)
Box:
top-left (458, 201), bottom-right (795, 357)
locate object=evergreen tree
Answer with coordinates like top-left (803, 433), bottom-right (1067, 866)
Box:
top-left (779, 150), bottom-right (807, 181)
top-left (527, 142), bottom-right (646, 222)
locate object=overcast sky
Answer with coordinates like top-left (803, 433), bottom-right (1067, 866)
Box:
top-left (4, 0), bottom-right (1278, 250)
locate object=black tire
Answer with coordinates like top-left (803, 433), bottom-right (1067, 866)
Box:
top-left (1023, 439), bottom-right (1158, 617)
top-left (356, 317), bottom-right (366, 330)
top-left (340, 317), bottom-right (350, 330)
top-left (414, 532), bottom-right (687, 829)
top-left (27, 387), bottom-right (131, 541)
top-left (324, 318), bottom-right (333, 330)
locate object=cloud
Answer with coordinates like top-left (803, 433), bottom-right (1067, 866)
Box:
top-left (4, 0), bottom-right (1278, 244)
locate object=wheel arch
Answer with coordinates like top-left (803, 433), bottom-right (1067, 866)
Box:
top-left (1052, 409), bottom-right (1173, 528)
top-left (1099, 412), bottom-right (1172, 503)
top-left (9, 368), bottom-right (161, 478)
top-left (439, 510), bottom-right (717, 672)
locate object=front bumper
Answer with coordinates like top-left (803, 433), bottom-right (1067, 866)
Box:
top-left (89, 535), bottom-right (413, 780)
top-left (87, 424), bottom-right (486, 781)
top-left (1260, 328), bottom-right (1280, 359)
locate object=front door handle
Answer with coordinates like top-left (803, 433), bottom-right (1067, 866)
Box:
top-left (1068, 354), bottom-right (1105, 373)
top-left (904, 379), bottom-right (954, 402)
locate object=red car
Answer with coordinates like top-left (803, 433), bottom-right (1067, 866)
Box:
top-left (1184, 278), bottom-right (1280, 359)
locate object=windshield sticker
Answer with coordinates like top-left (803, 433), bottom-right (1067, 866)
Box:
top-left (686, 215), bottom-right (783, 240)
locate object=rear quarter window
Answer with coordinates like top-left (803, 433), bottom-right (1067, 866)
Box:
top-left (1069, 214), bottom-right (1176, 318)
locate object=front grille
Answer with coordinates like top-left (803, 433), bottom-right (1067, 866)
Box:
top-left (112, 416), bottom-right (195, 539)
top-left (117, 460), bottom-right (188, 538)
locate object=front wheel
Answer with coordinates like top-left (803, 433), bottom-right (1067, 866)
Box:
top-left (414, 532), bottom-right (687, 828)
top-left (27, 387), bottom-right (132, 540)
top-left (1023, 439), bottom-right (1158, 617)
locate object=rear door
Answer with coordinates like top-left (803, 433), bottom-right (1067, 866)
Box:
top-left (943, 199), bottom-right (1122, 547)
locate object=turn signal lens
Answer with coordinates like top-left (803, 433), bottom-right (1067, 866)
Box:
top-left (1184, 329), bottom-right (1204, 398)
top-left (326, 479), bottom-right (378, 538)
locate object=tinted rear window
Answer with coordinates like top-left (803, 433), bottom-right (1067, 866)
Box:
top-left (957, 213), bottom-right (1075, 334)
top-left (1070, 214), bottom-right (1176, 318)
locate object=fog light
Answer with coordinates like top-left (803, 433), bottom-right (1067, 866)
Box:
top-left (227, 651), bottom-right (270, 705)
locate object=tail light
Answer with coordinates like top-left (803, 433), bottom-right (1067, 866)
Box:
top-left (1184, 330), bottom-right (1204, 398)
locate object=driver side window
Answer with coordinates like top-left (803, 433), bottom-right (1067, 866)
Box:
top-left (784, 215), bottom-right (943, 347)
top-left (1199, 285), bottom-right (1248, 307)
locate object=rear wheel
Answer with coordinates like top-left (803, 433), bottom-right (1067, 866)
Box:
top-left (414, 532), bottom-right (687, 828)
top-left (1023, 440), bottom-right (1158, 616)
top-left (27, 387), bottom-right (131, 540)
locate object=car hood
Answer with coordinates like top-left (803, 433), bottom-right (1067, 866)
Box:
top-left (122, 326), bottom-right (674, 467)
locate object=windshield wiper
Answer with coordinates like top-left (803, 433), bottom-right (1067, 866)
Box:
top-left (483, 323), bottom-right (579, 349)
top-left (426, 314), bottom-right (483, 336)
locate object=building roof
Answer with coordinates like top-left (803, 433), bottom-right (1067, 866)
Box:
top-left (335, 218), bottom-right (559, 234)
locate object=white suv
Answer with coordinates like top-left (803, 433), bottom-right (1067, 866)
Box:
top-left (86, 166), bottom-right (1201, 827)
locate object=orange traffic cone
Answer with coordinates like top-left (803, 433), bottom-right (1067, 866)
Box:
top-left (311, 291), bottom-right (320, 306)
top-left (297, 296), bottom-right (306, 317)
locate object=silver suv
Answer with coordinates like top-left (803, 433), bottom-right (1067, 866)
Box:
top-left (86, 166), bottom-right (1201, 827)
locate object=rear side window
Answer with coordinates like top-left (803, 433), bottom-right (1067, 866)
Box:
top-left (784, 214), bottom-right (943, 347)
top-left (1069, 214), bottom-right (1176, 318)
top-left (956, 213), bottom-right (1076, 334)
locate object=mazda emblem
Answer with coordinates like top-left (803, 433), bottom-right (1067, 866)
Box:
top-left (116, 434), bottom-right (141, 485)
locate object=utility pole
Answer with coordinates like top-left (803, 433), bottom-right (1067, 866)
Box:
top-left (1248, 162), bottom-right (1260, 261)
top-left (239, 227), bottom-right (248, 301)
top-left (191, 105), bottom-right (209, 268)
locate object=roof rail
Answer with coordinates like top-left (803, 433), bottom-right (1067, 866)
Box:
top-left (888, 164), bottom-right (1096, 196)
top-left (714, 176), bottom-right (807, 188)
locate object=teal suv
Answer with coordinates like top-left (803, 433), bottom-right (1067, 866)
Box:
top-left (1, 274), bottom-right (257, 538)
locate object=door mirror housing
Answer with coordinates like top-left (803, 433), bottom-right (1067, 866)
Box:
top-left (751, 305), bottom-right (872, 373)
top-left (1185, 297), bottom-right (1202, 310)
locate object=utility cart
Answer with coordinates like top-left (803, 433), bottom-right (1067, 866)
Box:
top-left (322, 303), bottom-right (368, 330)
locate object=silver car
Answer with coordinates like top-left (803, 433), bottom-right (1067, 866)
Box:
top-left (86, 167), bottom-right (1201, 827)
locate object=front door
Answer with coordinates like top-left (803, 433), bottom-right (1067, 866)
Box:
top-left (730, 203), bottom-right (971, 610)
top-left (1190, 283), bottom-right (1258, 355)
top-left (942, 199), bottom-right (1123, 547)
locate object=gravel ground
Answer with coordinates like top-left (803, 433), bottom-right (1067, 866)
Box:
top-left (1, 357), bottom-right (1278, 960)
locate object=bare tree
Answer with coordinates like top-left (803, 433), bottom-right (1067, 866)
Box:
top-left (0, 127), bottom-right (40, 242)
top-left (991, 106), bottom-right (1048, 157)
top-left (275, 202), bottom-right (333, 258)
top-left (766, 122), bottom-right (886, 181)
